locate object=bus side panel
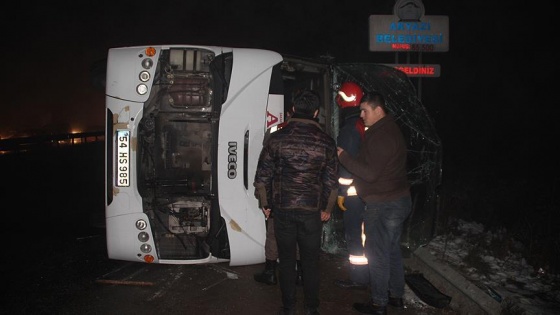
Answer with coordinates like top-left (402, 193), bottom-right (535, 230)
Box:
top-left (106, 47), bottom-right (161, 103)
top-left (105, 94), bottom-right (150, 262)
top-left (106, 213), bottom-right (157, 262)
top-left (105, 46), bottom-right (159, 263)
top-left (218, 49), bottom-right (283, 266)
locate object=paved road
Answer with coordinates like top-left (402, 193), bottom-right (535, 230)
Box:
top-left (3, 229), bottom-right (459, 315)
top-left (1, 144), bottom-right (459, 315)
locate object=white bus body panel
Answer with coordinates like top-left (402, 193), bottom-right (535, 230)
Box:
top-left (105, 45), bottom-right (283, 265)
top-left (217, 49), bottom-right (283, 265)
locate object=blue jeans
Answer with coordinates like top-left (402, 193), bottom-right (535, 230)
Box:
top-left (364, 196), bottom-right (412, 306)
top-left (274, 209), bottom-right (322, 310)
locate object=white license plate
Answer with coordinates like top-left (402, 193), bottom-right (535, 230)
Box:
top-left (116, 130), bottom-right (130, 187)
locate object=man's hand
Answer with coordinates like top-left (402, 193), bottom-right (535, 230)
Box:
top-left (262, 208), bottom-right (271, 220)
top-left (337, 147), bottom-right (344, 157)
top-left (320, 211), bottom-right (331, 222)
top-left (337, 196), bottom-right (347, 211)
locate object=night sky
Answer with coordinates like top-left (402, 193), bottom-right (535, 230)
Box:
top-left (2, 1), bottom-right (556, 184)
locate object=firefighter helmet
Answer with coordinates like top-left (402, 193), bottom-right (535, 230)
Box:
top-left (336, 82), bottom-right (364, 108)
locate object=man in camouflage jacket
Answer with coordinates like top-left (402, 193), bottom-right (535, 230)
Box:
top-left (254, 89), bottom-right (338, 315)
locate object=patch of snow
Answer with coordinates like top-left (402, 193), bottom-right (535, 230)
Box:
top-left (426, 219), bottom-right (560, 314)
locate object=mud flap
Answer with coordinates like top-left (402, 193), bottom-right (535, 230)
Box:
top-left (405, 273), bottom-right (452, 308)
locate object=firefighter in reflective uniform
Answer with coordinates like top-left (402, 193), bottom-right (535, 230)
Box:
top-left (333, 82), bottom-right (369, 290)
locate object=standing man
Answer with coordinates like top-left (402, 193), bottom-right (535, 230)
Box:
top-left (337, 91), bottom-right (411, 315)
top-left (254, 89), bottom-right (338, 315)
top-left (333, 82), bottom-right (369, 290)
top-left (253, 109), bottom-right (303, 287)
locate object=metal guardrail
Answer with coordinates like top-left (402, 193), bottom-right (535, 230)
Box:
top-left (0, 131), bottom-right (104, 152)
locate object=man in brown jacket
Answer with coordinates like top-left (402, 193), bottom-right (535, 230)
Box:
top-left (338, 91), bottom-right (411, 315)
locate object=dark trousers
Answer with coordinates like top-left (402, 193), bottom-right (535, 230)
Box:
top-left (264, 218), bottom-right (278, 260)
top-left (343, 196), bottom-right (369, 284)
top-left (274, 209), bottom-right (322, 310)
top-left (264, 217), bottom-right (300, 261)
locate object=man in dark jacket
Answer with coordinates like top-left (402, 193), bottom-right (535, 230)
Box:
top-left (338, 91), bottom-right (411, 315)
top-left (254, 89), bottom-right (338, 315)
top-left (253, 110), bottom-right (304, 287)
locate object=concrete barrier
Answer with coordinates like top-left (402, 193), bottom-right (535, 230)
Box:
top-left (404, 246), bottom-right (502, 315)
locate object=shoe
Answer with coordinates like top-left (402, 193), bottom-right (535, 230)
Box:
top-left (388, 297), bottom-right (404, 308)
top-left (352, 301), bottom-right (387, 315)
top-left (254, 259), bottom-right (277, 285)
top-left (333, 279), bottom-right (367, 290)
top-left (253, 269), bottom-right (277, 285)
top-left (277, 307), bottom-right (295, 315)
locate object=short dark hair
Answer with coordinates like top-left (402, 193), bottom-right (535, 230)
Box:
top-left (360, 91), bottom-right (386, 111)
top-left (292, 89), bottom-right (320, 118)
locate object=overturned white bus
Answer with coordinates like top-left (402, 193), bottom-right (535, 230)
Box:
top-left (105, 45), bottom-right (442, 266)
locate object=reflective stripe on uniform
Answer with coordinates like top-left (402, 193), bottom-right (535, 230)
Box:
top-left (349, 254), bottom-right (368, 265)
